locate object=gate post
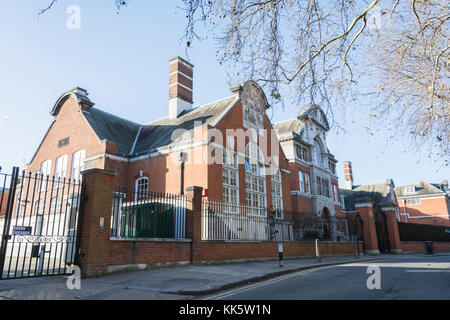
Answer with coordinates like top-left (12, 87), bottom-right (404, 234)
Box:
top-left (380, 204), bottom-right (402, 254)
top-left (78, 168), bottom-right (116, 278)
top-left (354, 198), bottom-right (380, 255)
top-left (0, 167), bottom-right (19, 279)
top-left (185, 186), bottom-right (203, 263)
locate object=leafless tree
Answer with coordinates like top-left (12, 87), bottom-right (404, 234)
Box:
top-left (180, 0), bottom-right (449, 162)
top-left (38, 0), bottom-right (449, 162)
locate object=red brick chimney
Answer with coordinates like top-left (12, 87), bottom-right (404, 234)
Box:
top-left (343, 161), bottom-right (354, 190)
top-left (169, 56), bottom-right (194, 120)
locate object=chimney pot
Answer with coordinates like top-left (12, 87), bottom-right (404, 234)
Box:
top-left (169, 56), bottom-right (194, 119)
top-left (343, 161), bottom-right (353, 190)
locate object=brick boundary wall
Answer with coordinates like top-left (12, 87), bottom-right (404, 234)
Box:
top-left (192, 240), bottom-right (364, 264)
top-left (77, 170), bottom-right (364, 277)
top-left (400, 241), bottom-right (450, 253)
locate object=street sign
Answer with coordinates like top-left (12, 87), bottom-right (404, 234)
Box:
top-left (12, 226), bottom-right (32, 236)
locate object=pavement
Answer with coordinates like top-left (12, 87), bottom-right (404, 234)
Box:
top-left (201, 253), bottom-right (450, 300)
top-left (0, 253), bottom-right (442, 300)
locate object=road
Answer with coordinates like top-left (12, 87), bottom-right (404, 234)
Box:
top-left (203, 254), bottom-right (450, 300)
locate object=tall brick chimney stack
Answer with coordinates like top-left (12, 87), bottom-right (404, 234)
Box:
top-left (169, 56), bottom-right (194, 120)
top-left (343, 161), bottom-right (354, 190)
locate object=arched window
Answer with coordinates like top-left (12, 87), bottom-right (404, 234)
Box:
top-left (313, 138), bottom-right (325, 168)
top-left (245, 143), bottom-right (266, 215)
top-left (135, 177), bottom-right (149, 201)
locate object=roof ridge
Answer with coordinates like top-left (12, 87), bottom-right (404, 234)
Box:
top-left (274, 118), bottom-right (298, 124)
top-left (88, 107), bottom-right (142, 127)
top-left (144, 95), bottom-right (235, 126)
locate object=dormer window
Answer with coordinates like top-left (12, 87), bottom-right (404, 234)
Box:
top-left (58, 137), bottom-right (69, 148)
top-left (328, 161), bottom-right (336, 174)
top-left (295, 145), bottom-right (309, 162)
top-left (404, 186), bottom-right (415, 194)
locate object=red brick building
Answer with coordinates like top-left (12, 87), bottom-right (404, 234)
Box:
top-left (23, 56), bottom-right (343, 237)
top-left (395, 181), bottom-right (450, 227)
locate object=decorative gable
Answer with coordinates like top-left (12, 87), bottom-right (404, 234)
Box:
top-left (231, 81), bottom-right (269, 130)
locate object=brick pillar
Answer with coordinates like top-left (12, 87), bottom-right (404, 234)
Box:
top-left (354, 199), bottom-right (380, 255)
top-left (381, 205), bottom-right (402, 254)
top-left (185, 186), bottom-right (203, 263)
top-left (78, 168), bottom-right (116, 277)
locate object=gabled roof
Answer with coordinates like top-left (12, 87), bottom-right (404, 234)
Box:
top-left (273, 118), bottom-right (304, 137)
top-left (81, 108), bottom-right (142, 156)
top-left (133, 96), bottom-right (237, 155)
top-left (79, 95), bottom-right (237, 157)
top-left (298, 105), bottom-right (330, 131)
top-left (51, 87), bottom-right (94, 116)
top-left (395, 181), bottom-right (447, 197)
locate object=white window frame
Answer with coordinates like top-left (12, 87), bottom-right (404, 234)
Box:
top-left (245, 143), bottom-right (267, 216)
top-left (70, 150), bottom-right (86, 183)
top-left (404, 186), bottom-right (415, 194)
top-left (135, 177), bottom-right (149, 201)
top-left (54, 155), bottom-right (68, 189)
top-left (39, 160), bottom-right (52, 191)
top-left (271, 169), bottom-right (283, 218)
top-left (407, 198), bottom-right (421, 205)
top-left (50, 196), bottom-right (62, 214)
top-left (299, 170), bottom-right (305, 193)
top-left (222, 148), bottom-right (239, 208)
top-left (333, 184), bottom-right (338, 202)
top-left (305, 173), bottom-right (311, 194)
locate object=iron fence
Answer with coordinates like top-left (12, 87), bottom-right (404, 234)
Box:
top-left (0, 168), bottom-right (84, 280)
top-left (292, 212), bottom-right (351, 241)
top-left (111, 185), bottom-right (187, 239)
top-left (201, 200), bottom-right (293, 241)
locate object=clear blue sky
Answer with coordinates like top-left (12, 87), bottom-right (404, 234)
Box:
top-left (0, 1), bottom-right (448, 188)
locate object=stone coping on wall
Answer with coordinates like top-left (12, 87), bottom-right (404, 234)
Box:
top-left (200, 240), bottom-right (361, 244)
top-left (110, 237), bottom-right (192, 243)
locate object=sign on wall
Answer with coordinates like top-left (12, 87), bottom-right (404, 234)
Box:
top-left (12, 226), bottom-right (32, 235)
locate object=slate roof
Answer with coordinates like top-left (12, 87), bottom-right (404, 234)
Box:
top-left (273, 118), bottom-right (303, 136)
top-left (394, 181), bottom-right (447, 197)
top-left (81, 96), bottom-right (237, 157)
top-left (340, 180), bottom-right (394, 210)
top-left (82, 108), bottom-right (142, 156)
top-left (134, 96), bottom-right (236, 155)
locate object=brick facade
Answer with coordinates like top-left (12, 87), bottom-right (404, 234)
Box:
top-left (79, 169), bottom-right (363, 277)
top-left (18, 57), bottom-right (450, 277)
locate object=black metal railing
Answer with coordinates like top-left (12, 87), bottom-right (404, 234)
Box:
top-left (289, 212), bottom-right (351, 241)
top-left (111, 185), bottom-right (187, 239)
top-left (0, 168), bottom-right (84, 280)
